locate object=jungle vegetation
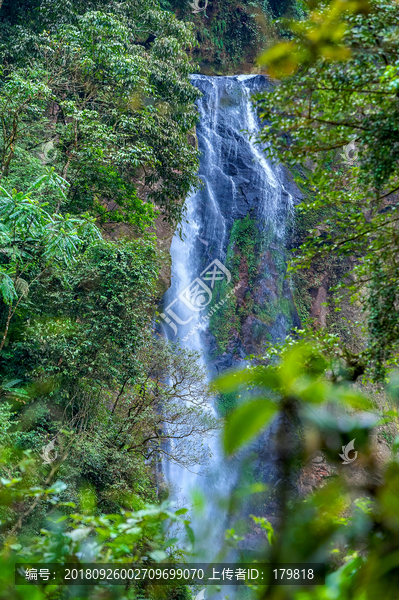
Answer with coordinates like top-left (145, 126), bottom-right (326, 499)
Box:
top-left (214, 2), bottom-right (399, 599)
top-left (0, 2), bottom-right (215, 598)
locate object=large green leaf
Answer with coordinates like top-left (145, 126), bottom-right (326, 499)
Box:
top-left (215, 367), bottom-right (280, 394)
top-left (223, 398), bottom-right (277, 455)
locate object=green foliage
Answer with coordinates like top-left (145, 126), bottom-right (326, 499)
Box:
top-left (0, 233), bottom-right (216, 509)
top-left (0, 401), bottom-right (16, 444)
top-left (0, 448), bottom-right (193, 600)
top-left (256, 0), bottom-right (399, 378)
top-left (206, 221), bottom-right (245, 353)
top-left (266, 0), bottom-right (302, 18)
top-left (230, 215), bottom-right (259, 281)
top-left (168, 0), bottom-right (287, 72)
top-left (223, 398), bottom-right (278, 454)
top-left (258, 0), bottom-right (371, 77)
top-left (0, 0), bottom-right (201, 229)
top-left (7, 236), bottom-right (158, 388)
top-left (0, 172), bottom-right (100, 358)
top-left (216, 340), bottom-right (375, 451)
top-left (207, 215), bottom-right (260, 352)
top-left (216, 340), bottom-right (399, 599)
top-left (0, 0), bottom-right (214, 555)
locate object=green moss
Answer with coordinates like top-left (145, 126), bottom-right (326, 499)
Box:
top-left (226, 214), bottom-right (259, 285)
top-left (258, 297), bottom-right (294, 328)
top-left (208, 214), bottom-right (296, 354)
top-left (208, 215), bottom-right (260, 352)
top-left (381, 429), bottom-right (395, 446)
top-left (209, 291), bottom-right (241, 352)
top-left (292, 271), bottom-right (313, 325)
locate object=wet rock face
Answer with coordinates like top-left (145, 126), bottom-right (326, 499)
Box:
top-left (187, 76), bottom-right (302, 368)
top-left (310, 276), bottom-right (329, 327)
top-left (193, 75), bottom-right (301, 237)
top-left (297, 455), bottom-right (333, 496)
top-left (160, 75), bottom-right (302, 364)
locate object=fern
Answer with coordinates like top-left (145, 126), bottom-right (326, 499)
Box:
top-left (0, 272), bottom-right (17, 305)
top-left (15, 278), bottom-right (29, 297)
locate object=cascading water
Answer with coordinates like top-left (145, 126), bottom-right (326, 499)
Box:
top-left (161, 74), bottom-right (299, 562)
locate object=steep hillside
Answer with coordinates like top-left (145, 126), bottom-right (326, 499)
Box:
top-left (165, 0), bottom-right (304, 74)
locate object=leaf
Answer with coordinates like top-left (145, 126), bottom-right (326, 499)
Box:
top-left (0, 271), bottom-right (17, 305)
top-left (148, 550), bottom-right (167, 562)
top-left (65, 526), bottom-right (92, 541)
top-left (174, 507), bottom-right (188, 515)
top-left (214, 367), bottom-right (280, 394)
top-left (292, 377), bottom-right (329, 404)
top-left (15, 278), bottom-right (29, 296)
top-left (28, 173), bottom-right (51, 192)
top-left (184, 522), bottom-right (195, 544)
top-left (1, 477), bottom-right (22, 486)
top-left (46, 480), bottom-right (67, 494)
top-left (163, 537), bottom-right (178, 550)
top-left (279, 344), bottom-right (327, 386)
top-left (257, 41), bottom-right (300, 77)
top-left (223, 399), bottom-right (277, 455)
top-left (1, 379), bottom-right (23, 388)
top-left (334, 387), bottom-right (374, 410)
top-left (251, 515), bottom-right (275, 546)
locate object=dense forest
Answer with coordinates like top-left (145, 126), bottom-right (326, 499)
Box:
top-left (0, 0), bottom-right (398, 599)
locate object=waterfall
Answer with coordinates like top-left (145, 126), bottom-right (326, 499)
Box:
top-left (160, 74), bottom-right (298, 561)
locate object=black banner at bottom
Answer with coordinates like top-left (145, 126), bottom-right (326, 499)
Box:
top-left (15, 563), bottom-right (325, 586)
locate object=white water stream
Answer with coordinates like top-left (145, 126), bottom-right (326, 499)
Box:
top-left (161, 75), bottom-right (294, 562)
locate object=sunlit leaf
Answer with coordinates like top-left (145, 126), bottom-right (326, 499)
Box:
top-left (223, 399), bottom-right (277, 455)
